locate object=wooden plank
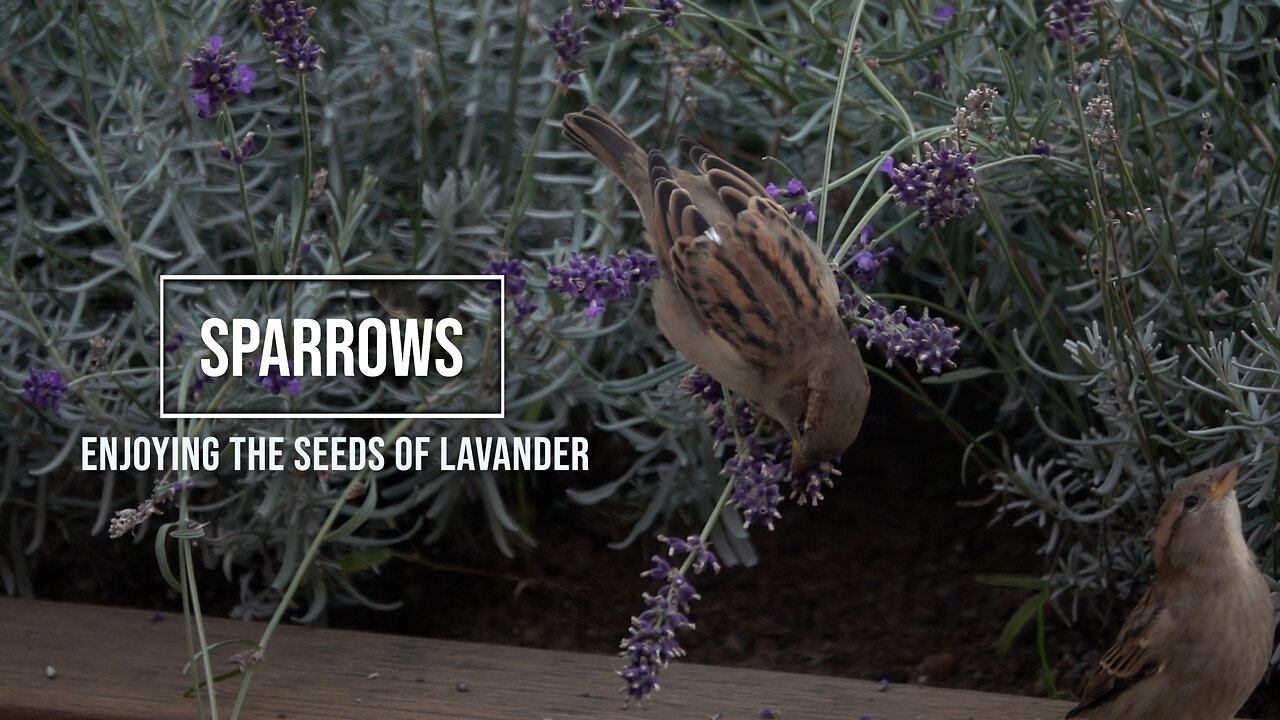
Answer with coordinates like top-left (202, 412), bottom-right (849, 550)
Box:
top-left (1, 597), bottom-right (1076, 719)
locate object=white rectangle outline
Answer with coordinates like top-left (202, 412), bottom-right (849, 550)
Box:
top-left (159, 274), bottom-right (504, 420)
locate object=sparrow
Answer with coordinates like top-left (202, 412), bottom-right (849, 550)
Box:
top-left (560, 106), bottom-right (870, 473)
top-left (1066, 460), bottom-right (1275, 720)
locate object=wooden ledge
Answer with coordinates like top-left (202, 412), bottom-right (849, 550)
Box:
top-left (1, 596), bottom-right (1076, 720)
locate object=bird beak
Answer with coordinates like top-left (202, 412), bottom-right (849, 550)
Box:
top-left (788, 438), bottom-right (806, 476)
top-left (1207, 460), bottom-right (1242, 500)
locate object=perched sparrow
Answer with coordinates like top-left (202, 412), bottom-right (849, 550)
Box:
top-left (561, 106), bottom-right (870, 472)
top-left (1066, 461), bottom-right (1275, 720)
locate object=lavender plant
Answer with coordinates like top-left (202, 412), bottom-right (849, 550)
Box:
top-left (2, 0), bottom-right (1276, 715)
top-left (948, 0), bottom-right (1280, 644)
top-left (539, 0), bottom-right (1278, 700)
top-left (0, 1), bottom-right (680, 714)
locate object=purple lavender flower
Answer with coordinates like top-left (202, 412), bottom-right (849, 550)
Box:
top-left (164, 330), bottom-right (185, 354)
top-left (681, 368), bottom-right (724, 405)
top-left (724, 442), bottom-right (785, 529)
top-left (904, 312), bottom-right (961, 373)
top-left (546, 250), bottom-right (659, 320)
top-left (1030, 138), bottom-right (1052, 156)
top-left (798, 55), bottom-right (810, 69)
top-left (512, 296), bottom-right (539, 325)
top-left (660, 535), bottom-right (721, 573)
top-left (584, 0), bottom-right (626, 17)
top-left (789, 457), bottom-right (838, 505)
top-left (765, 178), bottom-right (818, 224)
top-left (184, 36), bottom-right (256, 118)
top-left (547, 12), bottom-right (584, 87)
top-left (219, 131), bottom-right (255, 164)
top-left (683, 370), bottom-right (781, 523)
top-left (888, 139), bottom-right (978, 228)
top-left (682, 369), bottom-right (839, 520)
top-left (734, 436), bottom-right (841, 507)
top-left (851, 300), bottom-right (959, 373)
top-left (681, 369), bottom-right (755, 448)
top-left (548, 12), bottom-right (584, 63)
top-left (854, 301), bottom-right (907, 359)
top-left (256, 359), bottom-right (303, 395)
top-left (652, 0), bottom-right (683, 27)
top-left (1046, 0), bottom-right (1093, 48)
top-left (681, 367), bottom-right (845, 524)
top-left (189, 371), bottom-right (208, 399)
top-left (834, 225), bottom-right (893, 294)
top-left (618, 535), bottom-right (718, 701)
top-left (483, 256), bottom-right (539, 324)
top-left (921, 69), bottom-right (947, 91)
top-left (252, 0), bottom-right (325, 72)
top-left (22, 368), bottom-right (68, 411)
top-left (936, 5), bottom-right (955, 20)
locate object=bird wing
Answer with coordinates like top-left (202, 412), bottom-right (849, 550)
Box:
top-left (647, 143), bottom-right (840, 375)
top-left (678, 137), bottom-right (842, 311)
top-left (1066, 586), bottom-right (1170, 717)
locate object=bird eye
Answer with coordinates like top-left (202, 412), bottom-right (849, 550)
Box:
top-left (1183, 495), bottom-right (1199, 509)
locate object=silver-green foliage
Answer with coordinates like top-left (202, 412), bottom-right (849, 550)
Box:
top-left (2, 0), bottom-right (1277, 668)
top-left (963, 4), bottom-right (1280, 640)
top-left (0, 0), bottom-right (705, 618)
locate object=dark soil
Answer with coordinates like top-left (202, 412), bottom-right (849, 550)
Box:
top-left (324, 393), bottom-right (1087, 698)
top-left (28, 389), bottom-right (1278, 717)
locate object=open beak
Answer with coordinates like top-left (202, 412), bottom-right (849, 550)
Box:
top-left (1207, 460), bottom-right (1242, 500)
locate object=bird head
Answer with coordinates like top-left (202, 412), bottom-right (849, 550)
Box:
top-left (1152, 460), bottom-right (1250, 573)
top-left (786, 349), bottom-right (870, 476)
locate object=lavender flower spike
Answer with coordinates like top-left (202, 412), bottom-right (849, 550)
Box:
top-left (766, 177), bottom-right (818, 224)
top-left (852, 300), bottom-right (960, 374)
top-left (618, 535), bottom-right (719, 702)
top-left (256, 358), bottom-right (303, 396)
top-left (183, 36), bottom-right (256, 118)
top-left (651, 0), bottom-right (683, 27)
top-left (547, 12), bottom-right (585, 87)
top-left (725, 443), bottom-right (786, 529)
top-left (483, 255), bottom-right (539, 324)
top-left (253, 0), bottom-right (325, 72)
top-left (547, 250), bottom-right (659, 320)
top-left (1046, 0), bottom-right (1094, 48)
top-left (889, 139), bottom-right (979, 228)
top-left (22, 368), bottom-right (69, 411)
top-left (584, 0), bottom-right (626, 18)
top-left (834, 225), bottom-right (893, 293)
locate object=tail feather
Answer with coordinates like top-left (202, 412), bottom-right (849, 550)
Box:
top-left (679, 136), bottom-right (773, 206)
top-left (561, 106), bottom-right (650, 205)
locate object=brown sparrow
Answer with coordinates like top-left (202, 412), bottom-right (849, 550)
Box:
top-left (561, 106), bottom-right (870, 472)
top-left (1066, 461), bottom-right (1275, 720)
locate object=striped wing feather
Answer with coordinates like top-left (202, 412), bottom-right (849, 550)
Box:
top-left (1067, 588), bottom-right (1168, 717)
top-left (648, 142), bottom-right (839, 373)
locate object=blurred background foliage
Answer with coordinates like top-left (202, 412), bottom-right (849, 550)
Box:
top-left (1, 0), bottom-right (1277, 681)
